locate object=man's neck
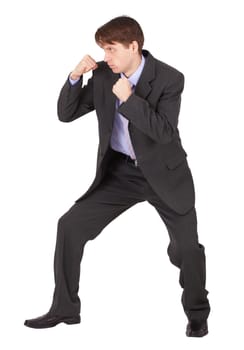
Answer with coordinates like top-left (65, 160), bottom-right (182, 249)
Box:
top-left (123, 55), bottom-right (142, 78)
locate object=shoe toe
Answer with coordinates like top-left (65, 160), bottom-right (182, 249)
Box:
top-left (186, 320), bottom-right (208, 337)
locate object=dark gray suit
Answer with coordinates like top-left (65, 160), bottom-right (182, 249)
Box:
top-left (49, 50), bottom-right (210, 321)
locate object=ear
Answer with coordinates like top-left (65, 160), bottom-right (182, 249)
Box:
top-left (131, 41), bottom-right (139, 53)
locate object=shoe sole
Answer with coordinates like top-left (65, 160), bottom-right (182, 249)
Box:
top-left (24, 316), bottom-right (81, 329)
top-left (186, 328), bottom-right (208, 337)
top-left (64, 317), bottom-right (81, 325)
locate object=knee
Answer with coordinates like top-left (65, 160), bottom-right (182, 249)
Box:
top-left (168, 241), bottom-right (205, 267)
top-left (167, 242), bottom-right (181, 267)
top-left (57, 207), bottom-right (95, 244)
top-left (57, 209), bottom-right (81, 241)
top-left (57, 212), bottom-right (72, 231)
top-left (179, 243), bottom-right (206, 263)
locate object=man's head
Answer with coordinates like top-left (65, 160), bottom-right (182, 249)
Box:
top-left (95, 16), bottom-right (144, 76)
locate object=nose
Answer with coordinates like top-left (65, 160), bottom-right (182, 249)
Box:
top-left (104, 52), bottom-right (110, 62)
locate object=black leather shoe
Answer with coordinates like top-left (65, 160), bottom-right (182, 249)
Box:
top-left (186, 319), bottom-right (208, 337)
top-left (24, 313), bottom-right (80, 329)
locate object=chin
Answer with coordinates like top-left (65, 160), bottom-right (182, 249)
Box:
top-left (110, 67), bottom-right (121, 73)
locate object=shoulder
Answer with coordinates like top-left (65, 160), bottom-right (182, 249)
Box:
top-left (144, 50), bottom-right (184, 82)
top-left (156, 59), bottom-right (183, 76)
top-left (93, 61), bottom-right (110, 77)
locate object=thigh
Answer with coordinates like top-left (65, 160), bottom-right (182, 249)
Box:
top-left (147, 191), bottom-right (199, 247)
top-left (59, 160), bottom-right (146, 241)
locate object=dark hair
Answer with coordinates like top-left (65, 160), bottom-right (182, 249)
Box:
top-left (95, 16), bottom-right (144, 54)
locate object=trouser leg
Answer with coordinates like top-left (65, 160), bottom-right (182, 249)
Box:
top-left (49, 159), bottom-right (145, 316)
top-left (148, 194), bottom-right (210, 321)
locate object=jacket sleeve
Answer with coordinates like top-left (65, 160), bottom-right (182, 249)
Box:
top-left (118, 72), bottom-right (184, 144)
top-left (57, 74), bottom-right (94, 122)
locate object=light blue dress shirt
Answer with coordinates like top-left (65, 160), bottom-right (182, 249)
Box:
top-left (69, 55), bottom-right (146, 160)
top-left (110, 55), bottom-right (145, 160)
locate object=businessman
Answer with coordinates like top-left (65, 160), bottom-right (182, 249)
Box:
top-left (24, 16), bottom-right (210, 336)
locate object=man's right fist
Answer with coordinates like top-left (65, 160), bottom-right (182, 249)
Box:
top-left (70, 55), bottom-right (98, 80)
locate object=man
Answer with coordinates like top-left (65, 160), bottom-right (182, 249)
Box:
top-left (24, 16), bottom-right (210, 337)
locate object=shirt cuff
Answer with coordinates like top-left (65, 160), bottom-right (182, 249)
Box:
top-left (69, 76), bottom-right (80, 85)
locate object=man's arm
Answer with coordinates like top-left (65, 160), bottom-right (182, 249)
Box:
top-left (57, 55), bottom-right (97, 122)
top-left (118, 72), bottom-right (184, 144)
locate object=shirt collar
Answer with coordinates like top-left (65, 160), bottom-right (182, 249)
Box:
top-left (120, 55), bottom-right (145, 86)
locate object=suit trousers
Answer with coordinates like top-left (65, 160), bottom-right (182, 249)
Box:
top-left (49, 149), bottom-right (210, 321)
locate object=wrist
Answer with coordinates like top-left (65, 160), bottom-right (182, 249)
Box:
top-left (70, 72), bottom-right (81, 80)
top-left (123, 92), bottom-right (133, 102)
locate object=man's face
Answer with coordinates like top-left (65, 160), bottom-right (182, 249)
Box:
top-left (101, 41), bottom-right (138, 75)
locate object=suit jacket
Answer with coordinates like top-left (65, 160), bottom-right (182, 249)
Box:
top-left (57, 50), bottom-right (195, 215)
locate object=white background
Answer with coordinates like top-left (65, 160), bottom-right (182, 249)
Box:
top-left (1, 0), bottom-right (244, 348)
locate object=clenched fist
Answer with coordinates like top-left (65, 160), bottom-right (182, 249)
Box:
top-left (112, 76), bottom-right (133, 102)
top-left (70, 55), bottom-right (98, 80)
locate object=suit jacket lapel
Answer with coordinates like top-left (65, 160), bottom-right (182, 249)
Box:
top-left (103, 70), bottom-right (120, 131)
top-left (102, 51), bottom-right (156, 132)
top-left (134, 51), bottom-right (156, 99)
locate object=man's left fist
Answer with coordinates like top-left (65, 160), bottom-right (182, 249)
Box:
top-left (112, 76), bottom-right (133, 102)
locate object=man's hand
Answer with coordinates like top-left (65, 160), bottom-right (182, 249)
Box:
top-left (112, 77), bottom-right (133, 102)
top-left (70, 55), bottom-right (98, 80)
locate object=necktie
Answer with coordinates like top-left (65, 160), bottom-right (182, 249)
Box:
top-left (117, 84), bottom-right (136, 160)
